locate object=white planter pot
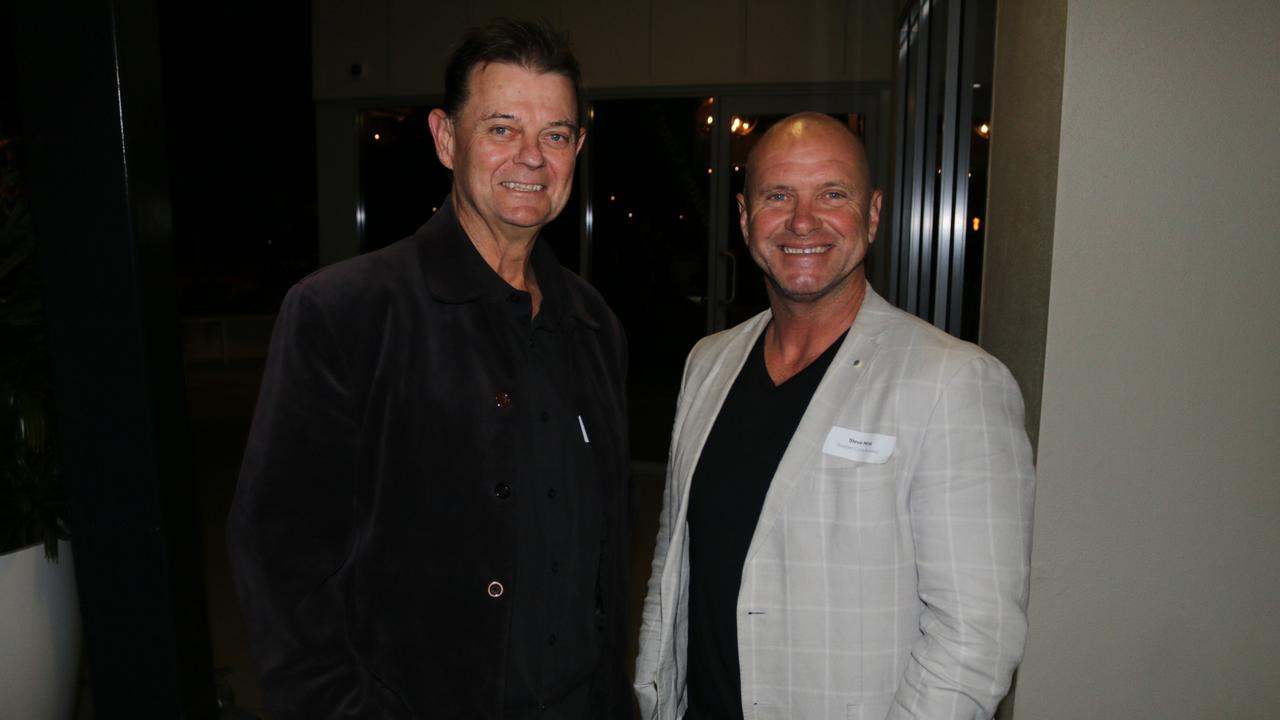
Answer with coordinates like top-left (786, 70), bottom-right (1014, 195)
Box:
top-left (0, 540), bottom-right (82, 720)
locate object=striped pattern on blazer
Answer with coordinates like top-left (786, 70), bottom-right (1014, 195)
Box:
top-left (635, 287), bottom-right (1035, 720)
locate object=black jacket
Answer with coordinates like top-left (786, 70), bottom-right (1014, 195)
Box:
top-left (227, 200), bottom-right (632, 718)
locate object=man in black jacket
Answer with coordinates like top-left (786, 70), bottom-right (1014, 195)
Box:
top-left (227, 19), bottom-right (632, 719)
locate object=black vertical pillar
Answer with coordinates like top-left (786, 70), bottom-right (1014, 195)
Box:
top-left (10, 0), bottom-right (216, 716)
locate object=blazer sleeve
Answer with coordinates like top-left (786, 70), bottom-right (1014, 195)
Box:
top-left (888, 355), bottom-right (1036, 720)
top-left (633, 472), bottom-right (675, 719)
top-left (226, 282), bottom-right (371, 718)
top-left (634, 349), bottom-right (696, 719)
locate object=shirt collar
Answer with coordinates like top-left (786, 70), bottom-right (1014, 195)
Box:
top-left (414, 195), bottom-right (599, 330)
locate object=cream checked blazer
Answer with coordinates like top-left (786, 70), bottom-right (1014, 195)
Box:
top-left (634, 287), bottom-right (1035, 720)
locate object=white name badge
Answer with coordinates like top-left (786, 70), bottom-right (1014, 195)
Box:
top-left (822, 426), bottom-right (896, 464)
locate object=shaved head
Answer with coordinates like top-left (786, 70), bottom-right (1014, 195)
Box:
top-left (744, 113), bottom-right (872, 208)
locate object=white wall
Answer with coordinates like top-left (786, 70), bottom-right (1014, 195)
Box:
top-left (1013, 1), bottom-right (1280, 716)
top-left (981, 0), bottom-right (1067, 452)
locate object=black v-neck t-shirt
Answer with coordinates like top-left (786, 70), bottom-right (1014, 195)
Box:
top-left (684, 327), bottom-right (847, 720)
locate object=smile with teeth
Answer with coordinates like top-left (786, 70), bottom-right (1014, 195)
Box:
top-left (780, 245), bottom-right (831, 255)
top-left (501, 181), bottom-right (545, 192)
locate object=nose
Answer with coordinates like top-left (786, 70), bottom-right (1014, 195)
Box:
top-left (787, 196), bottom-right (820, 236)
top-left (515, 133), bottom-right (545, 168)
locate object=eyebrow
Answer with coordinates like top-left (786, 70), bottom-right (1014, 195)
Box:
top-left (756, 183), bottom-right (795, 196)
top-left (757, 180), bottom-right (852, 194)
top-left (479, 112), bottom-right (579, 133)
top-left (546, 118), bottom-right (579, 133)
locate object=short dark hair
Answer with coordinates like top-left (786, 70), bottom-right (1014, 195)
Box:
top-left (442, 18), bottom-right (584, 126)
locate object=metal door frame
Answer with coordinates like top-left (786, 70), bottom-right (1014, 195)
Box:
top-left (891, 0), bottom-right (981, 335)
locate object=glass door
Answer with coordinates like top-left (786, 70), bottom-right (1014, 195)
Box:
top-left (352, 90), bottom-right (885, 462)
top-left (585, 89), bottom-right (884, 461)
top-left (586, 97), bottom-right (714, 461)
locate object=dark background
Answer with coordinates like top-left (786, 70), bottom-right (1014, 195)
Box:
top-left (157, 1), bottom-right (318, 315)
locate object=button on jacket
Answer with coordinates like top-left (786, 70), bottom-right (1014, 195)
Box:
top-left (228, 198), bottom-right (632, 719)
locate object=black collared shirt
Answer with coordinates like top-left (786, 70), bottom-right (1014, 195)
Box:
top-left (500, 252), bottom-right (605, 719)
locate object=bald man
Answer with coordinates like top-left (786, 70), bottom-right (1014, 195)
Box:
top-left (634, 113), bottom-right (1035, 720)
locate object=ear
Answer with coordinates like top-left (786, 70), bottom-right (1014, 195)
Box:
top-left (428, 108), bottom-right (455, 170)
top-left (866, 189), bottom-right (884, 244)
top-left (736, 193), bottom-right (750, 244)
top-left (574, 126), bottom-right (587, 157)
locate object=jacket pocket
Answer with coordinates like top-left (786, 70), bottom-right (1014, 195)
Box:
top-left (846, 696), bottom-right (893, 719)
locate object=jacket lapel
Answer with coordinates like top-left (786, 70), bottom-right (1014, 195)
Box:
top-left (661, 312), bottom-right (770, 619)
top-left (742, 287), bottom-right (893, 567)
top-left (671, 313), bottom-right (769, 501)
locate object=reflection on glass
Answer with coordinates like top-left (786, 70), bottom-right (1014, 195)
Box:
top-left (589, 98), bottom-right (711, 461)
top-left (961, 82), bottom-right (991, 341)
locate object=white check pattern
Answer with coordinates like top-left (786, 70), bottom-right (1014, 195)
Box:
top-left (635, 287), bottom-right (1035, 720)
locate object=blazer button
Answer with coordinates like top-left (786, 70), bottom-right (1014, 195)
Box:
top-left (495, 391), bottom-right (513, 408)
top-left (494, 483), bottom-right (511, 499)
top-left (486, 580), bottom-right (505, 598)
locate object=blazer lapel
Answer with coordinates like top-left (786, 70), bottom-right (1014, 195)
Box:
top-left (672, 312), bottom-right (771, 516)
top-left (743, 288), bottom-right (893, 567)
top-left (655, 311), bottom-right (772, 658)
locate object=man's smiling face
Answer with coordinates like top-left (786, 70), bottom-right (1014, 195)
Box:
top-left (737, 116), bottom-right (882, 309)
top-left (431, 62), bottom-right (584, 240)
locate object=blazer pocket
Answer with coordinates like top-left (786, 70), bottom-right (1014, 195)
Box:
top-left (812, 460), bottom-right (901, 528)
top-left (814, 456), bottom-right (898, 489)
top-left (846, 696), bottom-right (893, 720)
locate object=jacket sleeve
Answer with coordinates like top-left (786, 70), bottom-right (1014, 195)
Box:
top-left (633, 464), bottom-right (677, 719)
top-left (887, 356), bottom-right (1036, 720)
top-left (634, 350), bottom-right (696, 720)
top-left (226, 282), bottom-right (374, 718)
